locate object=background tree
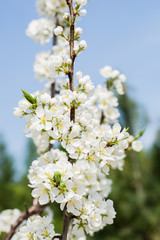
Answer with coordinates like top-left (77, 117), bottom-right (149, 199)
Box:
top-left (0, 135), bottom-right (15, 211)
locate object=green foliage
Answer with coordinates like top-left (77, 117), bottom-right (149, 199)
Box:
top-left (22, 89), bottom-right (37, 105)
top-left (151, 129), bottom-right (160, 181)
top-left (0, 135), bottom-right (14, 184)
top-left (0, 137), bottom-right (32, 212)
top-left (25, 139), bottom-right (39, 170)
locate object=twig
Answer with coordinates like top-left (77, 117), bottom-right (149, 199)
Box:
top-left (4, 203), bottom-right (43, 240)
top-left (53, 235), bottom-right (62, 239)
top-left (49, 13), bottom-right (59, 150)
top-left (66, 0), bottom-right (76, 122)
top-left (67, 220), bottom-right (73, 240)
top-left (62, 1), bottom-right (75, 239)
top-left (51, 13), bottom-right (59, 98)
top-left (62, 205), bottom-right (71, 240)
top-left (100, 111), bottom-right (105, 124)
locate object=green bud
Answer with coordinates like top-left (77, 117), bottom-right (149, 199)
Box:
top-left (53, 171), bottom-right (61, 184)
top-left (134, 128), bottom-right (145, 141)
top-left (59, 181), bottom-right (66, 189)
top-left (126, 127), bottom-right (129, 132)
top-left (21, 89), bottom-right (37, 104)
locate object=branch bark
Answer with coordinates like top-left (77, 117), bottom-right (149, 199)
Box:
top-left (67, 0), bottom-right (76, 123)
top-left (51, 13), bottom-right (59, 98)
top-left (62, 1), bottom-right (75, 239)
top-left (49, 13), bottom-right (59, 150)
top-left (4, 203), bottom-right (43, 240)
top-left (100, 111), bottom-right (105, 124)
top-left (62, 205), bottom-right (71, 240)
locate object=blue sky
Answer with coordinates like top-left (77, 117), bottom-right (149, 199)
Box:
top-left (0, 0), bottom-right (160, 172)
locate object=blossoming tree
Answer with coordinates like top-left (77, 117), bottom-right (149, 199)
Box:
top-left (1, 0), bottom-right (143, 240)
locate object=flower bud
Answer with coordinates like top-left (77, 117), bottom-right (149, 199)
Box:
top-left (132, 140), bottom-right (143, 152)
top-left (79, 40), bottom-right (87, 49)
top-left (54, 26), bottom-right (63, 36)
top-left (110, 70), bottom-right (120, 79)
top-left (75, 27), bottom-right (83, 35)
top-left (66, 58), bottom-right (72, 65)
top-left (13, 108), bottom-right (23, 118)
top-left (79, 9), bottom-right (87, 16)
top-left (63, 12), bottom-right (69, 20)
top-left (76, 0), bottom-right (87, 6)
top-left (78, 93), bottom-right (87, 103)
top-left (18, 99), bottom-right (31, 111)
top-left (76, 71), bottom-right (83, 80)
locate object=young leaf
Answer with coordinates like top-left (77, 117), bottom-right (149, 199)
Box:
top-left (21, 89), bottom-right (36, 104)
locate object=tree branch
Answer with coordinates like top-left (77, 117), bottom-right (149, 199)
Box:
top-left (62, 205), bottom-right (71, 240)
top-left (49, 13), bottom-right (59, 151)
top-left (62, 1), bottom-right (75, 239)
top-left (51, 13), bottom-right (59, 98)
top-left (4, 203), bottom-right (43, 240)
top-left (53, 235), bottom-right (62, 239)
top-left (67, 0), bottom-right (76, 122)
top-left (100, 111), bottom-right (105, 124)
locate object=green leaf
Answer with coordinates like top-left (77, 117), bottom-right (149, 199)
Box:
top-left (21, 89), bottom-right (37, 104)
top-left (134, 128), bottom-right (145, 141)
top-left (126, 127), bottom-right (129, 132)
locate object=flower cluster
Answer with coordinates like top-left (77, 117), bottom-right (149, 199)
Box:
top-left (26, 18), bottom-right (54, 45)
top-left (33, 39), bottom-right (69, 83)
top-left (0, 209), bottom-right (21, 236)
top-left (90, 85), bottom-right (120, 124)
top-left (73, 160), bottom-right (112, 198)
top-left (28, 149), bottom-right (113, 206)
top-left (12, 0), bottom-right (144, 239)
top-left (15, 215), bottom-right (55, 240)
top-left (28, 149), bottom-right (76, 205)
top-left (71, 194), bottom-right (116, 238)
top-left (28, 148), bottom-right (115, 238)
top-left (28, 0), bottom-right (87, 85)
top-left (14, 86), bottom-right (130, 173)
top-left (100, 66), bottom-right (126, 95)
top-left (34, 51), bottom-right (52, 82)
top-left (36, 0), bottom-right (67, 18)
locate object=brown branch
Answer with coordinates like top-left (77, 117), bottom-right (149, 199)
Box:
top-left (4, 203), bottom-right (43, 240)
top-left (100, 111), bottom-right (105, 124)
top-left (53, 235), bottom-right (62, 239)
top-left (62, 1), bottom-right (75, 240)
top-left (67, 220), bottom-right (73, 240)
top-left (62, 205), bottom-right (71, 240)
top-left (51, 13), bottom-right (59, 98)
top-left (49, 13), bottom-right (59, 150)
top-left (66, 0), bottom-right (76, 123)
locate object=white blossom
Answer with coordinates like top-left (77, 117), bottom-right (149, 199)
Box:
top-left (75, 0), bottom-right (87, 6)
top-left (54, 26), bottom-right (63, 36)
top-left (15, 215), bottom-right (55, 240)
top-left (79, 40), bottom-right (87, 49)
top-left (132, 140), bottom-right (143, 152)
top-left (13, 0), bottom-right (144, 238)
top-left (0, 209), bottom-right (21, 235)
top-left (26, 18), bottom-right (54, 45)
top-left (36, 0), bottom-right (67, 18)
